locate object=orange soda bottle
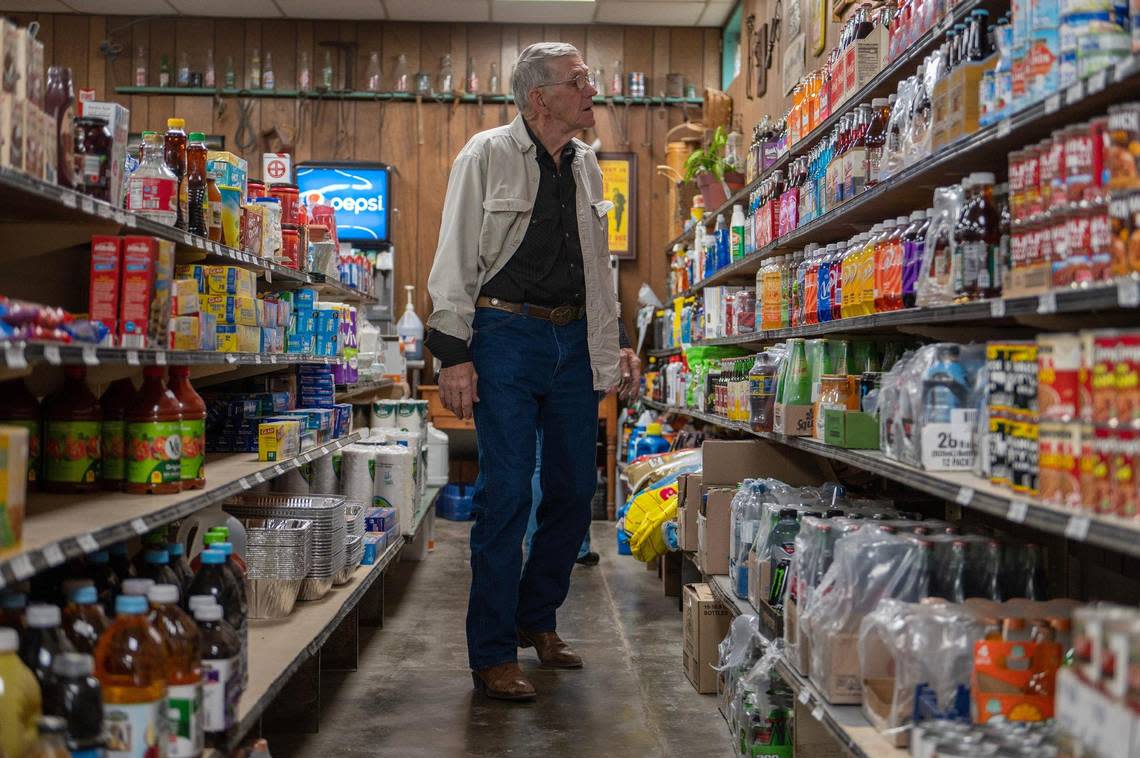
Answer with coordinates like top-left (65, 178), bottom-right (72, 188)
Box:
top-left (94, 594), bottom-right (167, 758)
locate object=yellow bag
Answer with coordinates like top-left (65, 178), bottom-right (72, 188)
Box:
top-left (623, 476), bottom-right (681, 562)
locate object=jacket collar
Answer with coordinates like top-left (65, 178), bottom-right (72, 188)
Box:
top-left (509, 114), bottom-right (585, 163)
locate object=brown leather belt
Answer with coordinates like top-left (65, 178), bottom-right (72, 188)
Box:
top-left (476, 296), bottom-right (586, 326)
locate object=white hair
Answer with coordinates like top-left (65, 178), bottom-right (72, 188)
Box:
top-left (511, 42), bottom-right (581, 116)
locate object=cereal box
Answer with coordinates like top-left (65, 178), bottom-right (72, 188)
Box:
top-left (89, 236), bottom-right (121, 344)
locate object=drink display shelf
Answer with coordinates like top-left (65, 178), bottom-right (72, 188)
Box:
top-left (0, 343), bottom-right (346, 373)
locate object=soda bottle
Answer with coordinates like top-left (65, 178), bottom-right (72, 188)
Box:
top-left (0, 378), bottom-right (41, 487)
top-left (86, 551), bottom-right (121, 616)
top-left (163, 118), bottom-right (188, 230)
top-left (168, 366), bottom-right (206, 490)
top-left (62, 585), bottom-right (109, 655)
top-left (193, 530), bottom-right (248, 574)
top-left (168, 542), bottom-right (195, 597)
top-left (147, 584), bottom-right (203, 758)
top-left (901, 210), bottom-right (930, 308)
top-left (19, 604), bottom-right (75, 688)
top-left (125, 366), bottom-right (183, 495)
top-left (0, 626), bottom-right (41, 758)
top-left (804, 246), bottom-right (820, 325)
top-left (95, 594), bottom-right (167, 758)
top-left (186, 132), bottom-right (209, 237)
top-left (865, 98), bottom-right (890, 188)
top-left (42, 366), bottom-right (101, 494)
top-left (194, 603), bottom-right (241, 748)
top-left (141, 549), bottom-right (181, 589)
top-left (44, 652), bottom-right (104, 754)
top-left (126, 133), bottom-right (178, 226)
top-left (100, 378), bottom-right (136, 492)
top-left (860, 225), bottom-right (882, 316)
top-left (955, 172), bottom-right (1000, 299)
top-left (884, 216), bottom-right (909, 312)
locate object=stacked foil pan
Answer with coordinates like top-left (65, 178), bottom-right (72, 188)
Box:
top-left (335, 501), bottom-right (367, 585)
top-left (236, 517), bottom-right (312, 618)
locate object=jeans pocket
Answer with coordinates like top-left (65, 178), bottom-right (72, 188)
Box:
top-left (472, 308), bottom-right (517, 336)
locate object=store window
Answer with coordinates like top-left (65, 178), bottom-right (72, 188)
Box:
top-left (722, 3), bottom-right (744, 90)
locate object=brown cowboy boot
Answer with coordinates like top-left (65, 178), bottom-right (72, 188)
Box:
top-left (471, 662), bottom-right (537, 701)
top-left (517, 629), bottom-right (583, 669)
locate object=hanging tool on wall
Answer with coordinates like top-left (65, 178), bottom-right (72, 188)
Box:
top-left (235, 93), bottom-right (257, 153)
top-left (755, 21), bottom-right (770, 97)
top-left (768, 0), bottom-right (783, 72)
top-left (746, 14), bottom-right (757, 99)
top-left (606, 98), bottom-right (630, 148)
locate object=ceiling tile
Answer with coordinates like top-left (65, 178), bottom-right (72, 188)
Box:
top-left (384, 0), bottom-right (490, 21)
top-left (491, 0), bottom-right (597, 24)
top-left (166, 0), bottom-right (279, 14)
top-left (275, 0), bottom-right (384, 17)
top-left (0, 0), bottom-right (74, 12)
top-left (595, 0), bottom-right (702, 24)
top-left (62, 0), bottom-right (177, 13)
top-left (698, 1), bottom-right (733, 25)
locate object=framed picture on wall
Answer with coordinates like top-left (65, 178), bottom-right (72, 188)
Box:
top-left (597, 152), bottom-right (637, 260)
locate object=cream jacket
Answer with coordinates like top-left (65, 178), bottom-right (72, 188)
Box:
top-left (426, 114), bottom-right (621, 391)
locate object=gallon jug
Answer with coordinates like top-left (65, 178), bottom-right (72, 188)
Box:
top-left (396, 285), bottom-right (424, 362)
top-left (176, 502), bottom-right (246, 562)
top-left (634, 423), bottom-right (670, 459)
top-left (426, 423), bottom-right (449, 487)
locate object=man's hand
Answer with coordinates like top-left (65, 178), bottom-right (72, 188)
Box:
top-left (439, 362), bottom-right (480, 420)
top-left (614, 348), bottom-right (641, 402)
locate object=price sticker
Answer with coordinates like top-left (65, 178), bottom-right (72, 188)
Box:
top-left (1045, 94), bottom-right (1061, 114)
top-left (155, 351), bottom-right (167, 366)
top-left (1065, 515), bottom-right (1091, 541)
top-left (269, 355), bottom-right (278, 363)
top-left (42, 544), bottom-right (65, 567)
top-left (4, 344), bottom-right (27, 369)
top-left (225, 354), bottom-right (238, 364)
top-left (113, 210), bottom-right (127, 225)
top-left (273, 464), bottom-right (286, 476)
top-left (301, 452), bottom-right (313, 464)
top-left (798, 689), bottom-right (811, 705)
top-left (131, 518), bottom-right (149, 535)
top-left (80, 196), bottom-right (94, 215)
top-left (254, 355), bottom-right (263, 364)
top-left (956, 487), bottom-right (975, 505)
top-left (253, 471), bottom-right (266, 484)
top-left (265, 267), bottom-right (273, 284)
top-left (77, 534), bottom-right (99, 553)
top-left (96, 203), bottom-right (113, 219)
top-left (811, 706), bottom-right (825, 722)
top-left (10, 554), bottom-right (34, 580)
top-left (126, 350), bottom-right (141, 366)
top-left (43, 344), bottom-right (61, 365)
top-left (990, 299), bottom-right (1006, 318)
top-left (81, 345), bottom-right (98, 366)
top-left (183, 233), bottom-right (194, 247)
top-left (1089, 69), bottom-right (1107, 93)
top-left (239, 478), bottom-right (253, 490)
top-left (1008, 500), bottom-right (1029, 523)
top-left (124, 212), bottom-right (137, 227)
top-left (1118, 279), bottom-right (1140, 308)
top-left (61, 192), bottom-right (77, 209)
top-left (1038, 291), bottom-right (1057, 314)
top-left (1066, 82), bottom-right (1084, 105)
top-left (997, 119), bottom-right (1011, 138)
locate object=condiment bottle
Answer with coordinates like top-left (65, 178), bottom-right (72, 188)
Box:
top-left (100, 378), bottom-right (136, 492)
top-left (62, 586), bottom-right (108, 655)
top-left (956, 172), bottom-right (1001, 299)
top-left (19, 604), bottom-right (75, 688)
top-left (94, 595), bottom-right (168, 758)
top-left (0, 378), bottom-right (41, 487)
top-left (124, 366), bottom-right (183, 495)
top-left (207, 175), bottom-right (223, 242)
top-left (43, 652), bottom-right (104, 755)
top-left (147, 584), bottom-right (204, 758)
top-left (168, 366), bottom-right (206, 490)
top-left (194, 602), bottom-right (240, 748)
top-left (44, 66), bottom-right (76, 189)
top-left (163, 118), bottom-right (188, 230)
top-left (42, 366), bottom-right (101, 494)
top-left (186, 132), bottom-right (209, 237)
top-left (0, 626), bottom-right (41, 758)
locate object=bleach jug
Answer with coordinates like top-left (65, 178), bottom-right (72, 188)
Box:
top-left (397, 285), bottom-right (424, 361)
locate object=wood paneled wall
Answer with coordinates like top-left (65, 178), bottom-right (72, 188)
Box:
top-left (4, 12), bottom-right (721, 346)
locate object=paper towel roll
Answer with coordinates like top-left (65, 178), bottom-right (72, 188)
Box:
top-left (368, 428), bottom-right (388, 441)
top-left (339, 444), bottom-right (377, 505)
top-left (310, 452), bottom-right (338, 495)
top-left (373, 444), bottom-right (415, 533)
top-left (371, 400), bottom-right (399, 430)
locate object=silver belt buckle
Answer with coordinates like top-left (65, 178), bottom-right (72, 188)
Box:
top-left (549, 306), bottom-right (575, 326)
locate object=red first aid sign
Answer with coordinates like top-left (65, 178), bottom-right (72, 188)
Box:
top-left (263, 153), bottom-right (292, 183)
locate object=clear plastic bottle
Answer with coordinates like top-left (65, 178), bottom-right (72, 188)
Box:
top-left (366, 51), bottom-right (382, 92)
top-left (185, 132), bottom-right (209, 237)
top-left (85, 551), bottom-right (121, 616)
top-left (248, 48), bottom-right (261, 89)
top-left (177, 51), bottom-right (190, 88)
top-left (262, 51), bottom-right (275, 90)
top-left (321, 49), bottom-right (334, 90)
top-left (148, 584), bottom-right (203, 757)
top-left (224, 56), bottom-right (236, 88)
top-left (188, 550), bottom-right (245, 678)
top-left (958, 172), bottom-right (1000, 300)
top-left (901, 210), bottom-right (930, 308)
top-left (194, 603), bottom-right (240, 748)
top-left (489, 62), bottom-right (500, 94)
top-left (748, 352), bottom-right (779, 432)
top-left (62, 586), bottom-right (108, 655)
top-left (396, 285), bottom-right (424, 362)
top-left (298, 50), bottom-right (312, 91)
top-left (134, 46), bottom-right (148, 87)
top-left (20, 604), bottom-right (75, 688)
top-left (163, 118), bottom-right (188, 230)
top-left (95, 595), bottom-right (167, 758)
top-left (0, 626), bottom-right (41, 758)
top-left (126, 133), bottom-right (178, 226)
top-left (465, 56), bottom-right (478, 94)
top-left (44, 652), bottom-right (104, 754)
top-left (204, 48), bottom-right (215, 88)
top-left (437, 54), bottom-right (454, 94)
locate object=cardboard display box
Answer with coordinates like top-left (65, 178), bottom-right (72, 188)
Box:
top-left (697, 487), bottom-right (735, 576)
top-left (794, 698), bottom-right (846, 758)
top-left (662, 550), bottom-right (682, 597)
top-left (677, 473), bottom-right (701, 551)
top-left (682, 582), bottom-right (731, 694)
top-left (810, 630), bottom-right (863, 704)
top-left (773, 403), bottom-right (815, 437)
top-left (823, 409), bottom-right (881, 449)
top-left (700, 439), bottom-right (832, 487)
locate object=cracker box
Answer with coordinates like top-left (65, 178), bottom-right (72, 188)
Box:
top-left (171, 279), bottom-right (199, 316)
top-left (1, 91), bottom-right (25, 173)
top-left (119, 236), bottom-right (174, 349)
top-left (89, 236), bottom-right (122, 344)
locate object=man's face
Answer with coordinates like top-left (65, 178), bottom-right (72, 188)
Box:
top-left (535, 55), bottom-right (597, 131)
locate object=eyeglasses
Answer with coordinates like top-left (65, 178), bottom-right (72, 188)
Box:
top-left (537, 72), bottom-right (597, 91)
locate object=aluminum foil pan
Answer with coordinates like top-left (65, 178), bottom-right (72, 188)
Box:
top-left (333, 535), bottom-right (364, 585)
top-left (226, 495), bottom-right (346, 579)
top-left (298, 576), bottom-right (334, 601)
top-left (247, 577), bottom-right (304, 619)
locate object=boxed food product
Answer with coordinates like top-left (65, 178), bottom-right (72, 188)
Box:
top-left (216, 324), bottom-right (260, 353)
top-left (17, 27), bottom-right (43, 108)
top-left (241, 203), bottom-right (265, 256)
top-left (21, 105), bottom-right (43, 180)
top-left (175, 264), bottom-right (208, 292)
top-left (168, 315), bottom-right (201, 350)
top-left (258, 420), bottom-right (300, 461)
top-left (40, 106), bottom-right (55, 184)
top-left (205, 265), bottom-right (257, 297)
top-left (199, 295), bottom-right (258, 326)
top-left (89, 236), bottom-right (121, 344)
top-left (1, 90), bottom-right (25, 173)
top-left (171, 279), bottom-right (199, 316)
top-left (119, 236), bottom-right (174, 349)
top-left (79, 100), bottom-right (130, 207)
top-left (207, 150), bottom-right (248, 197)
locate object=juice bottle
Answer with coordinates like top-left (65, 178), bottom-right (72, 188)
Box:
top-left (847, 103), bottom-right (871, 199)
top-left (62, 585), bottom-right (109, 655)
top-left (829, 244), bottom-right (843, 321)
top-left (44, 652), bottom-right (105, 755)
top-left (957, 172), bottom-right (1001, 300)
top-left (134, 529), bottom-right (169, 576)
top-left (901, 210), bottom-right (930, 308)
top-left (125, 366), bottom-right (183, 495)
top-left (186, 132), bottom-right (209, 238)
top-left (187, 550), bottom-right (245, 656)
top-left (42, 366), bottom-right (101, 494)
top-left (168, 542), bottom-right (194, 597)
top-left (86, 551), bottom-right (121, 616)
top-left (207, 542), bottom-right (248, 685)
top-left (20, 604), bottom-right (75, 687)
top-left (206, 176), bottom-right (222, 242)
top-left (95, 594), bottom-right (167, 758)
top-left (0, 378), bottom-right (41, 487)
top-left (100, 378), bottom-right (136, 492)
top-left (193, 603), bottom-right (240, 748)
top-left (882, 217), bottom-right (908, 312)
top-left (859, 225), bottom-right (882, 316)
top-left (841, 235), bottom-right (862, 318)
top-left (147, 584), bottom-right (203, 757)
top-left (194, 530), bottom-right (247, 574)
top-left (140, 549), bottom-right (181, 589)
top-left (865, 97), bottom-right (890, 189)
top-left (0, 626), bottom-right (42, 758)
top-left (168, 367), bottom-right (206, 490)
top-left (163, 118), bottom-right (188, 231)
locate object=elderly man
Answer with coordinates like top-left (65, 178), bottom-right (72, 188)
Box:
top-left (425, 42), bottom-right (640, 702)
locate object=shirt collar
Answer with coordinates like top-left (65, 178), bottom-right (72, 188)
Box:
top-left (522, 118), bottom-right (577, 166)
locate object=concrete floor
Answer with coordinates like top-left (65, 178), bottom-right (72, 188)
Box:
top-left (269, 518), bottom-right (732, 757)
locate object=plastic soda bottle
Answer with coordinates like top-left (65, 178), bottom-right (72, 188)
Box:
top-left (147, 584), bottom-right (203, 757)
top-left (44, 652), bottom-right (105, 754)
top-left (20, 604), bottom-right (75, 687)
top-left (194, 603), bottom-right (241, 748)
top-left (0, 626), bottom-right (42, 758)
top-left (186, 132), bottom-right (209, 237)
top-left (95, 594), bottom-right (168, 758)
top-left (141, 549), bottom-right (182, 589)
top-left (169, 366), bottom-right (206, 490)
top-left (63, 585), bottom-right (109, 655)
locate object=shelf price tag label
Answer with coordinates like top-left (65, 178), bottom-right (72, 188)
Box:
top-left (273, 464), bottom-right (286, 476)
top-left (1065, 515), bottom-right (1091, 541)
top-left (42, 544), bottom-right (65, 567)
top-left (798, 689), bottom-right (811, 705)
top-left (265, 267), bottom-right (273, 284)
top-left (1089, 69), bottom-right (1107, 93)
top-left (4, 345), bottom-right (27, 369)
top-left (254, 355), bottom-right (263, 364)
top-left (269, 355), bottom-right (278, 363)
top-left (811, 705), bottom-right (825, 722)
top-left (997, 119), bottom-right (1011, 138)
top-left (96, 203), bottom-right (112, 219)
top-left (10, 554), bottom-right (34, 580)
top-left (81, 345), bottom-right (98, 366)
top-left (155, 351), bottom-right (167, 366)
top-left (43, 344), bottom-right (61, 365)
top-left (1008, 500), bottom-right (1029, 523)
top-left (991, 299), bottom-right (1006, 318)
top-left (239, 478), bottom-right (253, 490)
top-left (956, 487), bottom-right (975, 505)
top-left (1045, 94), bottom-right (1061, 114)
top-left (1118, 279), bottom-right (1140, 308)
top-left (253, 471), bottom-right (266, 484)
top-left (1038, 291), bottom-right (1057, 314)
top-left (225, 354), bottom-right (238, 364)
top-left (124, 213), bottom-right (137, 227)
top-left (80, 197), bottom-right (94, 215)
top-left (131, 518), bottom-right (149, 535)
top-left (61, 192), bottom-right (77, 209)
top-left (77, 534), bottom-right (99, 553)
top-left (113, 210), bottom-right (126, 225)
top-left (126, 350), bottom-right (141, 366)
top-left (1066, 82), bottom-right (1084, 105)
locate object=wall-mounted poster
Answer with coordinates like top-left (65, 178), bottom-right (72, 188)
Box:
top-left (782, 33), bottom-right (806, 95)
top-left (809, 0), bottom-right (827, 55)
top-left (597, 152), bottom-right (637, 259)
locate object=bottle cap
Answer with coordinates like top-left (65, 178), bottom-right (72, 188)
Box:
top-left (896, 216), bottom-right (909, 225)
top-left (70, 585), bottom-right (98, 605)
top-left (26, 604), bottom-right (62, 628)
top-left (189, 131), bottom-right (206, 141)
top-left (188, 595), bottom-right (218, 613)
top-left (974, 172), bottom-right (996, 184)
top-left (167, 117), bottom-right (185, 129)
top-left (203, 532), bottom-right (224, 546)
top-left (911, 209), bottom-right (926, 220)
top-left (872, 97), bottom-right (888, 107)
top-left (200, 549), bottom-right (226, 565)
top-left (145, 549), bottom-right (170, 565)
top-left (52, 652), bottom-right (94, 677)
top-left (208, 526), bottom-right (230, 538)
top-left (646, 422), bottom-right (662, 435)
top-left (194, 604), bottom-right (223, 622)
top-left (0, 627), bottom-right (18, 651)
top-left (38, 716), bottom-right (68, 736)
top-left (168, 542), bottom-right (185, 557)
top-left (121, 578), bottom-right (155, 596)
top-left (89, 550), bottom-right (110, 563)
top-left (115, 595), bottom-right (149, 615)
top-left (213, 542), bottom-right (234, 557)
top-left (0, 591), bottom-right (26, 609)
top-left (147, 584), bottom-right (180, 604)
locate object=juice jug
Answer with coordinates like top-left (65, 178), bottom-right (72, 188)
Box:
top-left (187, 550), bottom-right (245, 662)
top-left (167, 542), bottom-right (194, 596)
top-left (147, 584), bottom-right (203, 757)
top-left (1, 625), bottom-right (43, 758)
top-left (194, 603), bottom-right (240, 748)
top-left (63, 586), bottom-right (109, 655)
top-left (205, 542), bottom-right (248, 685)
top-left (164, 118), bottom-right (188, 230)
top-left (0, 378), bottom-right (41, 487)
top-left (20, 604), bottom-right (75, 687)
top-left (100, 378), bottom-right (136, 492)
top-left (95, 594), bottom-right (168, 758)
top-left (168, 367), bottom-right (205, 490)
top-left (126, 133), bottom-right (178, 227)
top-left (125, 366), bottom-right (182, 495)
top-left (140, 549), bottom-right (181, 589)
top-left (87, 550), bottom-right (122, 616)
top-left (44, 652), bottom-right (104, 754)
top-left (42, 366), bottom-right (101, 494)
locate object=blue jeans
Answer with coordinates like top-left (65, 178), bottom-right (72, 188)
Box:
top-left (467, 307), bottom-right (599, 670)
top-left (525, 433), bottom-right (592, 559)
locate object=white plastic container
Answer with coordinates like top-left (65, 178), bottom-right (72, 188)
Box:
top-left (396, 285), bottom-right (424, 361)
top-left (426, 423), bottom-right (449, 487)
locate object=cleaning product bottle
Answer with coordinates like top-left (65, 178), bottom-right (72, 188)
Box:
top-left (396, 285), bottom-right (424, 362)
top-left (715, 214), bottom-right (731, 270)
top-left (95, 594), bottom-right (168, 758)
top-left (0, 626), bottom-right (42, 758)
top-left (62, 586), bottom-right (109, 655)
top-left (194, 603), bottom-right (241, 748)
top-left (730, 204), bottom-right (746, 262)
top-left (147, 584), bottom-right (203, 757)
top-left (634, 423), bottom-right (670, 459)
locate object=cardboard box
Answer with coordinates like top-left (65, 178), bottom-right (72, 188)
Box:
top-left (823, 409), bottom-right (881, 449)
top-left (205, 265), bottom-right (257, 297)
top-left (682, 583), bottom-right (731, 694)
top-left (794, 698), bottom-right (846, 758)
top-left (811, 631), bottom-right (863, 704)
top-left (701, 438), bottom-right (831, 486)
top-left (677, 473), bottom-right (701, 551)
top-left (19, 29), bottom-right (43, 109)
top-left (841, 24), bottom-right (887, 106)
top-left (199, 295), bottom-right (259, 326)
top-left (89, 236), bottom-right (121, 343)
top-left (119, 236), bottom-right (174, 349)
top-left (21, 104), bottom-right (43, 180)
top-left (661, 551), bottom-right (682, 597)
top-left (773, 402), bottom-right (815, 437)
top-left (207, 150), bottom-right (248, 196)
top-left (171, 279), bottom-right (199, 316)
top-left (216, 324), bottom-right (260, 353)
top-left (168, 315), bottom-right (201, 350)
top-left (1, 93), bottom-right (25, 173)
top-left (697, 487), bottom-right (734, 576)
top-left (79, 101), bottom-right (129, 207)
top-left (942, 61), bottom-right (986, 146)
top-left (785, 593), bottom-right (812, 676)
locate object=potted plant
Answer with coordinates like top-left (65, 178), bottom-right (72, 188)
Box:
top-left (683, 126), bottom-right (746, 210)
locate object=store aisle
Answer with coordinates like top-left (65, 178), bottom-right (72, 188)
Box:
top-left (269, 519), bottom-right (732, 757)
